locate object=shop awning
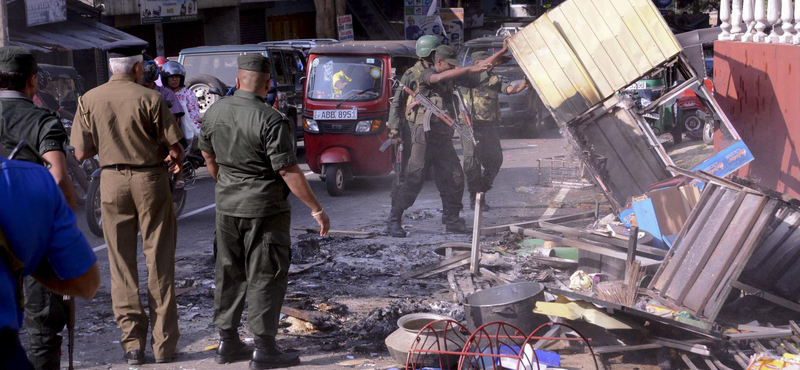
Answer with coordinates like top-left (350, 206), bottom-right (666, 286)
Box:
top-left (10, 13), bottom-right (145, 52)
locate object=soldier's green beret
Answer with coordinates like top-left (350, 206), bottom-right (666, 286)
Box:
top-left (238, 54), bottom-right (270, 74)
top-left (471, 51), bottom-right (491, 62)
top-left (0, 46), bottom-right (38, 75)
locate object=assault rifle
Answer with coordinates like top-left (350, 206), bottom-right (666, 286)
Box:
top-left (453, 91), bottom-right (479, 146)
top-left (399, 82), bottom-right (477, 145)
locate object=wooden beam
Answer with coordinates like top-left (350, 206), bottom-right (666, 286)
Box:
top-left (409, 252), bottom-right (470, 279)
top-left (508, 226), bottom-right (659, 265)
top-left (480, 210), bottom-right (596, 236)
top-left (471, 193), bottom-right (484, 275)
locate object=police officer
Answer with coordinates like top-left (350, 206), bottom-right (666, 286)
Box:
top-left (460, 45), bottom-right (529, 210)
top-left (386, 35), bottom-right (439, 208)
top-left (199, 54), bottom-right (330, 369)
top-left (0, 46), bottom-right (79, 370)
top-left (386, 45), bottom-right (507, 237)
top-left (70, 41), bottom-right (185, 365)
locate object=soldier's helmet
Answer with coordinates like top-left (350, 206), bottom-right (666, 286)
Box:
top-left (160, 61), bottom-right (186, 87)
top-left (415, 35), bottom-right (441, 59)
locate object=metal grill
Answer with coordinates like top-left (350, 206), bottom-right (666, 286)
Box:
top-left (321, 122), bottom-right (353, 134)
top-left (536, 156), bottom-right (591, 187)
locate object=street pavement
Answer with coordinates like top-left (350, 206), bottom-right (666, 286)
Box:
top-left (41, 125), bottom-right (608, 369)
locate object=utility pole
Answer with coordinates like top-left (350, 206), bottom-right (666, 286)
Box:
top-left (0, 0), bottom-right (9, 46)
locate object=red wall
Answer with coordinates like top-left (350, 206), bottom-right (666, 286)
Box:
top-left (714, 41), bottom-right (800, 198)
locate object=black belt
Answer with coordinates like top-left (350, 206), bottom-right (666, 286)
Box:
top-left (103, 164), bottom-right (162, 171)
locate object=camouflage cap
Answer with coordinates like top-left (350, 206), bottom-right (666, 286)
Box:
top-left (238, 54), bottom-right (270, 74)
top-left (435, 45), bottom-right (459, 66)
top-left (471, 51), bottom-right (491, 63)
top-left (0, 46), bottom-right (38, 75)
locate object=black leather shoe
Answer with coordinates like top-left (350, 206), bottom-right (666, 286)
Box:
top-left (385, 207), bottom-right (407, 238)
top-left (445, 222), bottom-right (472, 234)
top-left (249, 346), bottom-right (300, 369)
top-left (124, 350), bottom-right (144, 365)
top-left (216, 339), bottom-right (252, 364)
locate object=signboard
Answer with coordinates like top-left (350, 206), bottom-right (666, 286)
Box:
top-left (25, 0), bottom-right (66, 27)
top-left (404, 8), bottom-right (463, 48)
top-left (404, 0), bottom-right (440, 16)
top-left (140, 0), bottom-right (198, 24)
top-left (337, 14), bottom-right (354, 42)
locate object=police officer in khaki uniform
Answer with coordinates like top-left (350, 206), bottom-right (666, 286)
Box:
top-left (460, 47), bottom-right (529, 210)
top-left (199, 54), bottom-right (330, 369)
top-left (0, 46), bottom-right (78, 370)
top-left (70, 41), bottom-right (185, 365)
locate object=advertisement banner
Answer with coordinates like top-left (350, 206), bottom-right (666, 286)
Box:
top-left (140, 0), bottom-right (198, 24)
top-left (337, 14), bottom-right (354, 42)
top-left (404, 8), bottom-right (464, 48)
top-left (25, 0), bottom-right (66, 27)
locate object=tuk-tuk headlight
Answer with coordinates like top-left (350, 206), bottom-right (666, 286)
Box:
top-left (304, 117), bottom-right (319, 132)
top-left (355, 119), bottom-right (381, 133)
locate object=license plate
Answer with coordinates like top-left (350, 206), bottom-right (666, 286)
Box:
top-left (313, 109), bottom-right (357, 120)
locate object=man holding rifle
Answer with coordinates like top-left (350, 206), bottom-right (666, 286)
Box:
top-left (385, 44), bottom-right (507, 237)
top-left (459, 44), bottom-right (529, 210)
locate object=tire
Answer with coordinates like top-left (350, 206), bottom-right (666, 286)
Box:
top-left (682, 109), bottom-right (703, 133)
top-left (288, 116), bottom-right (298, 155)
top-left (670, 123), bottom-right (683, 145)
top-left (703, 120), bottom-right (715, 145)
top-left (186, 74), bottom-right (225, 119)
top-left (325, 164), bottom-right (345, 197)
top-left (172, 187), bottom-right (187, 217)
top-left (86, 175), bottom-right (104, 237)
top-left (68, 167), bottom-right (86, 206)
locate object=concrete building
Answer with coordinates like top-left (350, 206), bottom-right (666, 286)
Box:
top-left (101, 0), bottom-right (316, 57)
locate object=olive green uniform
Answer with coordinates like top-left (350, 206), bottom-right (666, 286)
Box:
top-left (198, 89), bottom-right (297, 345)
top-left (387, 60), bottom-right (427, 196)
top-left (0, 90), bottom-right (68, 370)
top-left (394, 68), bottom-right (478, 227)
top-left (459, 72), bottom-right (510, 200)
top-left (70, 73), bottom-right (184, 360)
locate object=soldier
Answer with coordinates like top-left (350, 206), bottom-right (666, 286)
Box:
top-left (70, 40), bottom-right (185, 365)
top-left (0, 46), bottom-right (79, 370)
top-left (385, 35), bottom-right (439, 208)
top-left (460, 46), bottom-right (529, 210)
top-left (386, 45), bottom-right (507, 237)
top-left (198, 54), bottom-right (330, 369)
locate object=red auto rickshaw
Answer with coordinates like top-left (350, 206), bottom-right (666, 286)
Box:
top-left (302, 41), bottom-right (417, 196)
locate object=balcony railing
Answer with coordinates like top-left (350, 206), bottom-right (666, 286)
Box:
top-left (719, 0), bottom-right (800, 42)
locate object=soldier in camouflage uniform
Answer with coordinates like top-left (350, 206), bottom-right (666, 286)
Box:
top-left (386, 35), bottom-right (439, 205)
top-left (460, 46), bottom-right (529, 210)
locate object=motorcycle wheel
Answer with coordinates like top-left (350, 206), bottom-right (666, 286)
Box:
top-left (703, 120), bottom-right (715, 145)
top-left (69, 167), bottom-right (87, 205)
top-left (172, 187), bottom-right (187, 217)
top-left (86, 175), bottom-right (104, 237)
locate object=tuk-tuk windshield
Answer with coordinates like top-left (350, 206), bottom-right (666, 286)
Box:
top-left (307, 56), bottom-right (384, 101)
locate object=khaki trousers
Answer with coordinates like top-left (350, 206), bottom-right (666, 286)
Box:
top-left (100, 167), bottom-right (179, 359)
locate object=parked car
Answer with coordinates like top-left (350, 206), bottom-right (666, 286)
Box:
top-left (177, 44), bottom-right (306, 147)
top-left (456, 36), bottom-right (550, 137)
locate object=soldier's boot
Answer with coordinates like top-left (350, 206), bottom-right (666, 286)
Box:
top-left (443, 210), bottom-right (471, 234)
top-left (215, 330), bottom-right (252, 364)
top-left (250, 338), bottom-right (300, 369)
top-left (384, 206), bottom-right (407, 238)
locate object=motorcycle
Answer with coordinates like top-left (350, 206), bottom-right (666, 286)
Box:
top-left (62, 119), bottom-right (99, 205)
top-left (84, 150), bottom-right (202, 237)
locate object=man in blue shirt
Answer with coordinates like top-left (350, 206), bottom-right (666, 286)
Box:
top-left (0, 156), bottom-right (100, 370)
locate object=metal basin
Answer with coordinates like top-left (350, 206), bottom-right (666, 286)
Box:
top-left (463, 282), bottom-right (548, 335)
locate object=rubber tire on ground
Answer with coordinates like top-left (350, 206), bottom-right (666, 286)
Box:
top-left (325, 165), bottom-right (345, 197)
top-left (186, 74), bottom-right (225, 119)
top-left (681, 109), bottom-right (703, 135)
top-left (703, 120), bottom-right (715, 145)
top-left (86, 176), bottom-right (104, 237)
top-left (670, 123), bottom-right (683, 145)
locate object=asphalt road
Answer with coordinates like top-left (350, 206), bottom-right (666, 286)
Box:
top-left (58, 125), bottom-right (600, 369)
